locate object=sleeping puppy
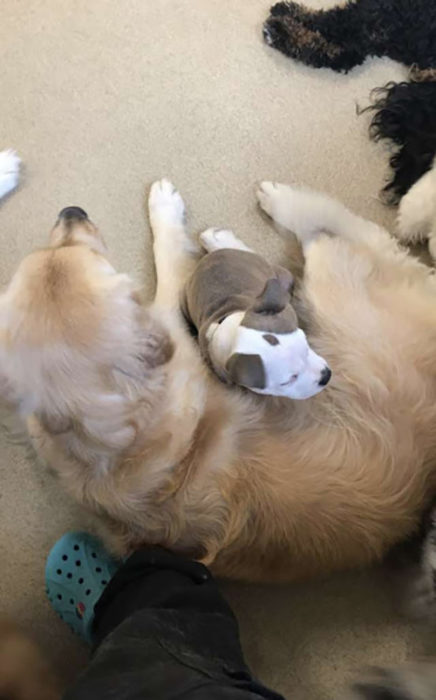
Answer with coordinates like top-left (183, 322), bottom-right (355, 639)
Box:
top-left (182, 227), bottom-right (331, 399)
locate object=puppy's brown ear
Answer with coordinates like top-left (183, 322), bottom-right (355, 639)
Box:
top-left (225, 353), bottom-right (266, 389)
top-left (252, 278), bottom-right (289, 314)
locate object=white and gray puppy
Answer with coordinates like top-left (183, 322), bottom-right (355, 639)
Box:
top-left (182, 227), bottom-right (331, 399)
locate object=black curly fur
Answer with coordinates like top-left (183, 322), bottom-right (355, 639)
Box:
top-left (263, 0), bottom-right (436, 201)
top-left (366, 81), bottom-right (436, 203)
top-left (264, 0), bottom-right (436, 74)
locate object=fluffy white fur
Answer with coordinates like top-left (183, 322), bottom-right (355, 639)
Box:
top-left (397, 160), bottom-right (436, 260)
top-left (257, 180), bottom-right (389, 249)
top-left (0, 150), bottom-right (20, 200)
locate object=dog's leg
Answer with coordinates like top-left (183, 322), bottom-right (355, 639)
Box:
top-left (149, 179), bottom-right (198, 309)
top-left (0, 150), bottom-right (20, 200)
top-left (199, 227), bottom-right (253, 254)
top-left (257, 181), bottom-right (389, 253)
top-left (397, 163), bottom-right (436, 260)
top-left (263, 1), bottom-right (369, 73)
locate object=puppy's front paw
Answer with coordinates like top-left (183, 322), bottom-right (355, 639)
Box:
top-left (199, 227), bottom-right (236, 251)
top-left (0, 149), bottom-right (20, 200)
top-left (149, 179), bottom-right (185, 228)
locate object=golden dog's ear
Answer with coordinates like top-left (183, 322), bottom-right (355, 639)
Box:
top-left (112, 312), bottom-right (174, 385)
top-left (134, 324), bottom-right (175, 370)
top-left (39, 411), bottom-right (71, 435)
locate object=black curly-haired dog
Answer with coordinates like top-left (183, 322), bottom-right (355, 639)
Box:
top-left (263, 0), bottom-right (436, 218)
top-left (264, 0), bottom-right (436, 75)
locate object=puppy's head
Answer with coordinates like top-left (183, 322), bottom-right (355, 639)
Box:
top-left (225, 279), bottom-right (331, 399)
top-left (0, 207), bottom-right (173, 447)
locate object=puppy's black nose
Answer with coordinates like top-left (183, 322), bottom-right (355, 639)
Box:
top-left (319, 366), bottom-right (332, 386)
top-left (58, 206), bottom-right (88, 221)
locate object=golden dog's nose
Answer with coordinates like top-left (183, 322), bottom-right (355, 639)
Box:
top-left (50, 206), bottom-right (106, 254)
top-left (58, 206), bottom-right (88, 221)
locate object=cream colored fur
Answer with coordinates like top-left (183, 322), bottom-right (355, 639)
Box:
top-left (2, 177), bottom-right (436, 582)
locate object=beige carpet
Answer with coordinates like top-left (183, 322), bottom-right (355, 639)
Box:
top-left (0, 0), bottom-right (431, 697)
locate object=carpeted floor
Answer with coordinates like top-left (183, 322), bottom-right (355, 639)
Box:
top-left (0, 1), bottom-right (431, 697)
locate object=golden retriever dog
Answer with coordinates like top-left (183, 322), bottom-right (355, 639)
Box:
top-left (0, 618), bottom-right (60, 700)
top-left (2, 178), bottom-right (436, 582)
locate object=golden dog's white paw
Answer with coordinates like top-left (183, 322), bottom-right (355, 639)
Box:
top-left (0, 149), bottom-right (20, 200)
top-left (256, 181), bottom-right (296, 226)
top-left (257, 181), bottom-right (332, 251)
top-left (396, 166), bottom-right (436, 245)
top-left (149, 178), bottom-right (185, 228)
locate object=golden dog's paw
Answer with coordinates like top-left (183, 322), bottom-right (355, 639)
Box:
top-left (256, 181), bottom-right (283, 220)
top-left (149, 178), bottom-right (186, 228)
top-left (256, 181), bottom-right (303, 232)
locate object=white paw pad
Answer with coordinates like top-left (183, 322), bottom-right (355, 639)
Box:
top-left (149, 178), bottom-right (185, 226)
top-left (0, 149), bottom-right (20, 199)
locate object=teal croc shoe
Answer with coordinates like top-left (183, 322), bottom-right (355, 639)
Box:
top-left (45, 532), bottom-right (120, 642)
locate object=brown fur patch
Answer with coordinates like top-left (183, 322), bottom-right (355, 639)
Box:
top-left (263, 333), bottom-right (279, 346)
top-left (284, 17), bottom-right (342, 61)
